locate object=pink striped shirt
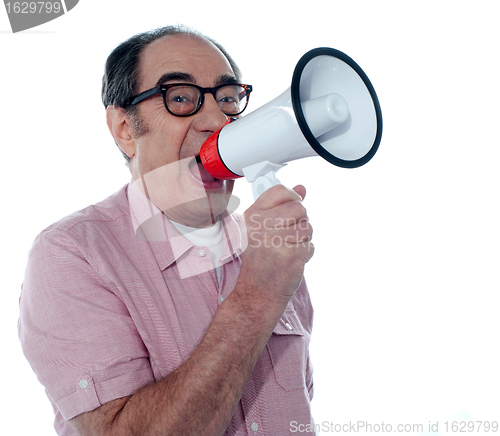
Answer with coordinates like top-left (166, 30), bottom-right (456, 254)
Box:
top-left (19, 183), bottom-right (314, 435)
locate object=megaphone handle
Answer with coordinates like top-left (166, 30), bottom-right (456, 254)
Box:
top-left (251, 172), bottom-right (282, 199)
top-left (242, 161), bottom-right (286, 200)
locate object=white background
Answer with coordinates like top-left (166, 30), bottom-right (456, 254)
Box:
top-left (2, 1), bottom-right (499, 434)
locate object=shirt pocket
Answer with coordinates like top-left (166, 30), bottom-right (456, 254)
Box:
top-left (266, 304), bottom-right (309, 392)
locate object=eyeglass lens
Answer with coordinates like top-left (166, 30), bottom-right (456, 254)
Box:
top-left (165, 85), bottom-right (249, 116)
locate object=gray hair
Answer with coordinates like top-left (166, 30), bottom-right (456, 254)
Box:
top-left (101, 25), bottom-right (242, 164)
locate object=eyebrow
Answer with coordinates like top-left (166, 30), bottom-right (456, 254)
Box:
top-left (155, 72), bottom-right (195, 86)
top-left (155, 72), bottom-right (239, 87)
top-left (216, 74), bottom-right (240, 85)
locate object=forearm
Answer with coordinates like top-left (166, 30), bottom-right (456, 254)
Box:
top-left (111, 275), bottom-right (285, 436)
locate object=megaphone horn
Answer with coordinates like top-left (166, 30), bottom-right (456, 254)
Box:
top-left (200, 47), bottom-right (383, 199)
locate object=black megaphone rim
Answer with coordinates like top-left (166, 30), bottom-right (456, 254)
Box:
top-left (290, 47), bottom-right (383, 169)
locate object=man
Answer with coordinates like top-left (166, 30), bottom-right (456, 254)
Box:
top-left (19, 25), bottom-right (315, 435)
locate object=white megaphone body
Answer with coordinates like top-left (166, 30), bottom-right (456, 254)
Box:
top-left (200, 47), bottom-right (383, 199)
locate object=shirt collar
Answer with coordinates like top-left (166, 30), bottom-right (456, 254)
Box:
top-left (127, 180), bottom-right (244, 271)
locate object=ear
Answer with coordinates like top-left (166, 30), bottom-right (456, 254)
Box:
top-left (106, 105), bottom-right (136, 159)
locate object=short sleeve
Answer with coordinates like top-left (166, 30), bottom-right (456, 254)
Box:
top-left (293, 278), bottom-right (314, 399)
top-left (18, 228), bottom-right (155, 421)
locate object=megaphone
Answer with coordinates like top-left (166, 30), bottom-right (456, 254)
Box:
top-left (200, 47), bottom-right (383, 199)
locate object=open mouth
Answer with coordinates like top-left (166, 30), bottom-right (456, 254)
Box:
top-left (188, 156), bottom-right (225, 190)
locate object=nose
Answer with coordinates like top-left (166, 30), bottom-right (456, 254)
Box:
top-left (193, 93), bottom-right (228, 135)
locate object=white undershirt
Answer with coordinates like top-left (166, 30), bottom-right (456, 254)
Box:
top-left (170, 219), bottom-right (224, 285)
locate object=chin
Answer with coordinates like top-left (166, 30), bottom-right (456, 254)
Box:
top-left (165, 194), bottom-right (230, 227)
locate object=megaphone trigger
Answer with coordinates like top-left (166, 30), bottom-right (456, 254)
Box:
top-left (241, 161), bottom-right (287, 199)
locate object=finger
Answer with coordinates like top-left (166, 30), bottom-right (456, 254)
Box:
top-left (292, 184), bottom-right (306, 201)
top-left (272, 201), bottom-right (309, 229)
top-left (282, 220), bottom-right (313, 244)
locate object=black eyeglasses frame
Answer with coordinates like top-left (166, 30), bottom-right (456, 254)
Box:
top-left (126, 83), bottom-right (253, 117)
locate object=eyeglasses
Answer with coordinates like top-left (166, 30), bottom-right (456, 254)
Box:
top-left (126, 83), bottom-right (253, 117)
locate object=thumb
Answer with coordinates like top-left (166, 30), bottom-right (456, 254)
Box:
top-left (292, 185), bottom-right (306, 201)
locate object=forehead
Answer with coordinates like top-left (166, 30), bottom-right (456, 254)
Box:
top-left (137, 34), bottom-right (235, 90)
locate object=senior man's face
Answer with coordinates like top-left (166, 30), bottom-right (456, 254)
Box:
top-left (126, 34), bottom-right (236, 227)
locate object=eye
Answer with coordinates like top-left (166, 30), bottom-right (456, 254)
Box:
top-left (166, 86), bottom-right (199, 102)
top-left (169, 90), bottom-right (197, 104)
top-left (219, 95), bottom-right (237, 103)
top-left (216, 85), bottom-right (249, 115)
top-left (217, 88), bottom-right (239, 104)
top-left (173, 95), bottom-right (191, 103)
top-left (165, 86), bottom-right (201, 115)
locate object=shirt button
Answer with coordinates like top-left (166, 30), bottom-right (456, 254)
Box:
top-left (79, 379), bottom-right (88, 389)
top-left (251, 422), bottom-right (259, 432)
top-left (219, 295), bottom-right (224, 304)
top-left (285, 322), bottom-right (293, 330)
top-left (198, 249), bottom-right (206, 257)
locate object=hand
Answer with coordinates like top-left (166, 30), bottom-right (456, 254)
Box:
top-left (239, 184), bottom-right (314, 307)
